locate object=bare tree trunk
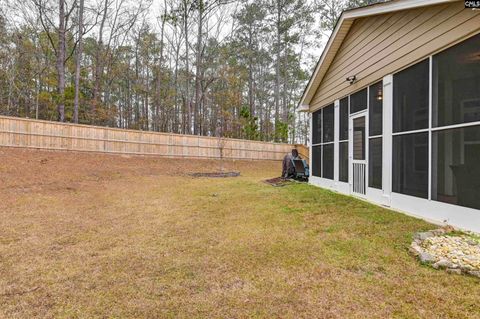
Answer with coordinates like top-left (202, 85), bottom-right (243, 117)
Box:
top-left (145, 58), bottom-right (150, 130)
top-left (73, 0), bottom-right (85, 123)
top-left (93, 0), bottom-right (109, 118)
top-left (274, 2), bottom-right (281, 139)
top-left (156, 0), bottom-right (167, 132)
top-left (134, 32), bottom-right (140, 126)
top-left (57, 0), bottom-right (66, 122)
top-left (183, 1), bottom-right (191, 134)
top-left (173, 34), bottom-right (181, 133)
top-left (248, 29), bottom-right (254, 116)
top-left (35, 75), bottom-right (40, 120)
top-left (194, 0), bottom-right (203, 135)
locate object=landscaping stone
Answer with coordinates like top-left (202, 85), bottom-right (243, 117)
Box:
top-left (414, 231), bottom-right (435, 241)
top-left (410, 226), bottom-right (480, 278)
top-left (409, 242), bottom-right (422, 256)
top-left (432, 259), bottom-right (452, 269)
top-left (446, 268), bottom-right (462, 275)
top-left (468, 239), bottom-right (478, 246)
top-left (419, 251), bottom-right (436, 263)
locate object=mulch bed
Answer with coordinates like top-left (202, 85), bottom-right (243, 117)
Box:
top-left (263, 177), bottom-right (292, 187)
top-left (190, 172), bottom-right (240, 178)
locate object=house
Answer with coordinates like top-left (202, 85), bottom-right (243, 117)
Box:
top-left (299, 0), bottom-right (480, 232)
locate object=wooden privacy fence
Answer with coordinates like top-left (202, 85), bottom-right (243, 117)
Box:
top-left (294, 144), bottom-right (309, 162)
top-left (0, 116), bottom-right (300, 161)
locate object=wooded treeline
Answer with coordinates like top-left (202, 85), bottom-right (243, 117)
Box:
top-left (0, 0), bottom-right (382, 143)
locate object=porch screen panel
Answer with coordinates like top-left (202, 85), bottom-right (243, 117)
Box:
top-left (350, 89), bottom-right (367, 114)
top-left (339, 141), bottom-right (348, 182)
top-left (368, 138), bottom-right (382, 189)
top-left (340, 97), bottom-right (349, 140)
top-left (353, 117), bottom-right (365, 160)
top-left (432, 126), bottom-right (480, 210)
top-left (393, 59), bottom-right (429, 133)
top-left (312, 109), bottom-right (322, 144)
top-left (433, 33), bottom-right (480, 128)
top-left (369, 81), bottom-right (383, 136)
top-left (322, 104), bottom-right (334, 143)
top-left (339, 97), bottom-right (349, 183)
top-left (368, 81), bottom-right (383, 189)
top-left (393, 133), bottom-right (428, 199)
top-left (312, 145), bottom-right (322, 177)
top-left (431, 33), bottom-right (480, 210)
top-left (322, 144), bottom-right (334, 180)
top-left (393, 59), bottom-right (429, 199)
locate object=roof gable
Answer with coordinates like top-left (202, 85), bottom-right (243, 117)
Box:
top-left (298, 0), bottom-right (458, 112)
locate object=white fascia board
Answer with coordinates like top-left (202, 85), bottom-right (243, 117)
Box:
top-left (296, 104), bottom-right (310, 113)
top-left (345, 0), bottom-right (457, 19)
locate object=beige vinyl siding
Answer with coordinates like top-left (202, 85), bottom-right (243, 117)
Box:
top-left (310, 2), bottom-right (480, 111)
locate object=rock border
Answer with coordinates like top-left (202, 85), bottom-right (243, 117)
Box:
top-left (409, 226), bottom-right (480, 278)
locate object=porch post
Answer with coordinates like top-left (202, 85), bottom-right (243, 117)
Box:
top-left (309, 112), bottom-right (312, 181)
top-left (334, 99), bottom-right (340, 184)
top-left (382, 75), bottom-right (393, 205)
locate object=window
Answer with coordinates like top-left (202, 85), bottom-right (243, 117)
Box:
top-left (322, 144), bottom-right (334, 179)
top-left (368, 138), bottom-right (382, 189)
top-left (339, 97), bottom-right (349, 183)
top-left (433, 33), bottom-right (480, 128)
top-left (340, 97), bottom-right (349, 140)
top-left (322, 104), bottom-right (334, 143)
top-left (369, 81), bottom-right (383, 136)
top-left (312, 109), bottom-right (322, 144)
top-left (393, 59), bottom-right (429, 132)
top-left (339, 141), bottom-right (348, 182)
top-left (432, 126), bottom-right (480, 210)
top-left (312, 145), bottom-right (322, 177)
top-left (350, 89), bottom-right (367, 114)
top-left (393, 133), bottom-right (429, 199)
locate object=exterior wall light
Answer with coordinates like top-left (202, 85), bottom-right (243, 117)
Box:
top-left (376, 87), bottom-right (383, 101)
top-left (346, 75), bottom-right (357, 84)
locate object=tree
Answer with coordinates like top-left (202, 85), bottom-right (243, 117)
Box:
top-left (55, 0), bottom-right (66, 121)
top-left (315, 0), bottom-right (385, 34)
top-left (73, 0), bottom-right (85, 123)
top-left (3, 0), bottom-right (369, 143)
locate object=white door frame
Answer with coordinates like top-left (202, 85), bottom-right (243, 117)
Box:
top-left (349, 110), bottom-right (368, 197)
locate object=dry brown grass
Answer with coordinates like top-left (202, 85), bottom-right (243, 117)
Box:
top-left (1, 147), bottom-right (479, 318)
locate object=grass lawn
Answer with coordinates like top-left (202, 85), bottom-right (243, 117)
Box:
top-left (1, 148), bottom-right (479, 318)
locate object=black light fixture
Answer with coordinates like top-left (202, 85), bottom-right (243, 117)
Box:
top-left (376, 86), bottom-right (383, 101)
top-left (346, 75), bottom-right (356, 84)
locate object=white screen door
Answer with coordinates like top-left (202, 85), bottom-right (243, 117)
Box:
top-left (350, 114), bottom-right (367, 195)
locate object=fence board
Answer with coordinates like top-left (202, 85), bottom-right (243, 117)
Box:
top-left (0, 116), bottom-right (301, 161)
